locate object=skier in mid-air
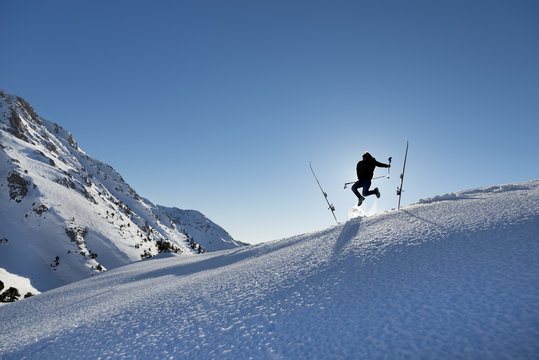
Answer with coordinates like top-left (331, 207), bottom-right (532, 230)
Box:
top-left (352, 152), bottom-right (391, 206)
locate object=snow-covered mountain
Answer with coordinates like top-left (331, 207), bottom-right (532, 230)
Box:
top-left (1, 179), bottom-right (537, 359)
top-left (0, 89), bottom-right (244, 298)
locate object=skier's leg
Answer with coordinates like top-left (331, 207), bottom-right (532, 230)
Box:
top-left (351, 181), bottom-right (363, 198)
top-left (351, 181), bottom-right (365, 206)
top-left (362, 180), bottom-right (377, 197)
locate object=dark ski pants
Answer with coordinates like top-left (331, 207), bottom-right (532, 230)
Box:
top-left (351, 179), bottom-right (376, 199)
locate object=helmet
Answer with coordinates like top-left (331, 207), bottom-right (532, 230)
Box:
top-left (362, 152), bottom-right (372, 159)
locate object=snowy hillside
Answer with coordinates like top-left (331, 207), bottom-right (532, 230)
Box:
top-left (1, 180), bottom-right (537, 359)
top-left (0, 90), bottom-right (244, 297)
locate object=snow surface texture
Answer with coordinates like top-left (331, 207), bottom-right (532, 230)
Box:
top-left (0, 90), bottom-right (243, 295)
top-left (1, 180), bottom-right (538, 359)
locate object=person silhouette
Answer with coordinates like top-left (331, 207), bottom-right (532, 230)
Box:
top-left (351, 152), bottom-right (390, 206)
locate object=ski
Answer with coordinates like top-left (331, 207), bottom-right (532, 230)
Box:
top-left (310, 162), bottom-right (338, 224)
top-left (397, 139), bottom-right (409, 209)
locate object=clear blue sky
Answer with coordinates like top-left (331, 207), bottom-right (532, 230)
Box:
top-left (2, 0), bottom-right (538, 244)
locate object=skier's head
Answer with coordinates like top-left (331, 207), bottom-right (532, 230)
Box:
top-left (362, 152), bottom-right (372, 160)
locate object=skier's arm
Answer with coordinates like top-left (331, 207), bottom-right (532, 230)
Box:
top-left (375, 160), bottom-right (390, 168)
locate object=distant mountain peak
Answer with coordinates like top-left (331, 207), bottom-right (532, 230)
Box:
top-left (0, 89), bottom-right (244, 301)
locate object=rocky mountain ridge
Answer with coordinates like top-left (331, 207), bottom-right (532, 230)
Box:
top-left (0, 89), bottom-right (244, 300)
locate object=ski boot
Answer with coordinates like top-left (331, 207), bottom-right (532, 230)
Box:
top-left (357, 196), bottom-right (365, 206)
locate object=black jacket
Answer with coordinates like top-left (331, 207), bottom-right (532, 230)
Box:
top-left (356, 157), bottom-right (389, 180)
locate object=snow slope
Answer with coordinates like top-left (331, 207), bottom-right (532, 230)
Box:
top-left (0, 90), bottom-right (243, 296)
top-left (1, 180), bottom-right (538, 359)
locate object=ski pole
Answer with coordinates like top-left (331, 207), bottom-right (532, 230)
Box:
top-left (344, 181), bottom-right (355, 189)
top-left (388, 157), bottom-right (392, 178)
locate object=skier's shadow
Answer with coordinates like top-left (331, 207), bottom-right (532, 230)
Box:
top-left (332, 219), bottom-right (361, 258)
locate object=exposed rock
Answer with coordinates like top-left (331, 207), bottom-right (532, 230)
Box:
top-left (7, 171), bottom-right (28, 202)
